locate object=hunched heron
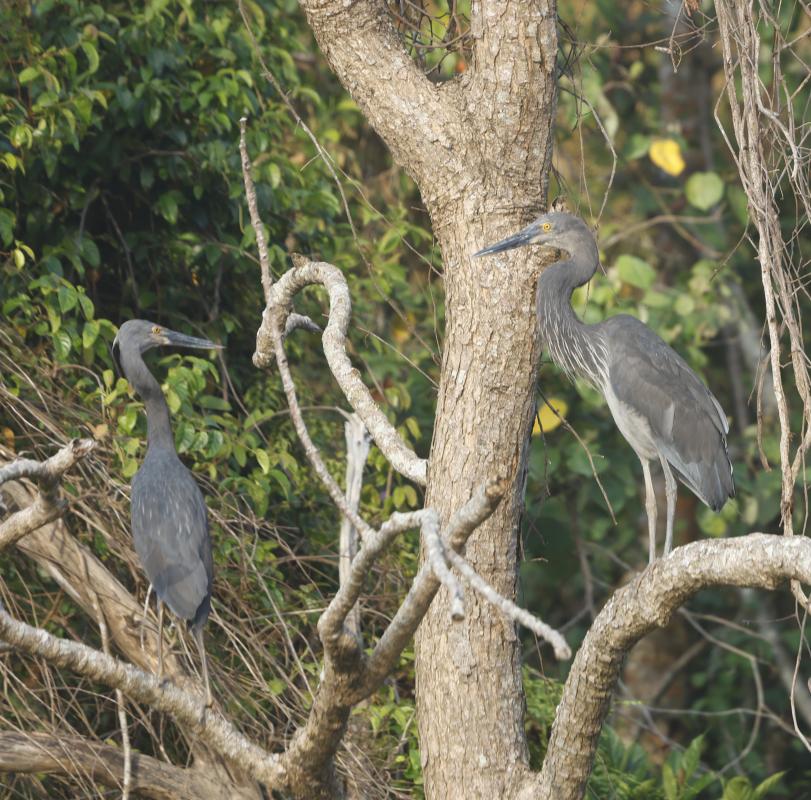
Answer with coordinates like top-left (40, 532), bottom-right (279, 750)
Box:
top-left (475, 212), bottom-right (734, 562)
top-left (113, 319), bottom-right (221, 704)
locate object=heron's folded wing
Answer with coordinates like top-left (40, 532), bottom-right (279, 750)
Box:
top-left (131, 460), bottom-right (212, 621)
top-left (603, 315), bottom-right (733, 509)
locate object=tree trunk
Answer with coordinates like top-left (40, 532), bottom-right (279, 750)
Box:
top-left (275, 0), bottom-right (559, 794)
top-left (414, 208), bottom-right (543, 796)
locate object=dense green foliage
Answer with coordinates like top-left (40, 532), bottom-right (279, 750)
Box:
top-left (1, 0), bottom-right (809, 796)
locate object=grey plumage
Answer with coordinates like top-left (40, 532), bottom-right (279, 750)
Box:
top-left (131, 449), bottom-right (212, 626)
top-left (475, 212), bottom-right (734, 562)
top-left (113, 319), bottom-right (221, 702)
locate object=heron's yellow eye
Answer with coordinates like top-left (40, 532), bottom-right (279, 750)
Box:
top-left (542, 222), bottom-right (552, 232)
top-left (151, 326), bottom-right (162, 335)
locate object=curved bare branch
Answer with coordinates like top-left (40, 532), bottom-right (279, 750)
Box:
top-left (254, 256), bottom-right (428, 486)
top-left (0, 606), bottom-right (287, 788)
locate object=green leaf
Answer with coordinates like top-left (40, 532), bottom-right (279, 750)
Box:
top-left (18, 66), bottom-right (39, 84)
top-left (79, 41), bottom-right (100, 75)
top-left (119, 406), bottom-right (139, 434)
top-left (685, 172), bottom-right (724, 211)
top-left (122, 457), bottom-right (139, 478)
top-left (681, 734), bottom-right (703, 781)
top-left (674, 294), bottom-right (695, 316)
top-left (81, 237), bottom-right (100, 268)
top-left (165, 387), bottom-right (181, 413)
top-left (52, 329), bottom-right (72, 360)
top-left (255, 449), bottom-right (270, 474)
top-left (722, 777), bottom-right (755, 800)
top-left (82, 320), bottom-right (100, 349)
top-left (270, 468), bottom-right (290, 498)
top-left (78, 292), bottom-right (95, 320)
top-left (402, 485), bottom-right (418, 507)
top-left (0, 209), bottom-right (15, 246)
top-left (662, 764), bottom-right (678, 800)
top-left (616, 254), bottom-right (656, 290)
top-left (157, 191), bottom-right (182, 224)
top-left (145, 95), bottom-right (162, 128)
top-left (57, 285), bottom-right (78, 312)
top-left (753, 772), bottom-right (785, 798)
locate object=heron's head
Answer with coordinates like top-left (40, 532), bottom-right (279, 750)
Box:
top-left (112, 319), bottom-right (222, 374)
top-left (474, 212), bottom-right (592, 258)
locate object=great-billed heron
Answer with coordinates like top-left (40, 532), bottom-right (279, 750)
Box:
top-left (475, 212), bottom-right (734, 562)
top-left (113, 319), bottom-right (221, 703)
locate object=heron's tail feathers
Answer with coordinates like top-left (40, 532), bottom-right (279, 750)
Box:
top-left (670, 443), bottom-right (734, 513)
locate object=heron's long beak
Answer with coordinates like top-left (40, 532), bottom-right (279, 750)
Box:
top-left (473, 220), bottom-right (544, 258)
top-left (162, 330), bottom-right (223, 351)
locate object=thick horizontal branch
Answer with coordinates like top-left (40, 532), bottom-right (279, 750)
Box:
top-left (517, 533), bottom-right (811, 800)
top-left (254, 256), bottom-right (427, 486)
top-left (0, 730), bottom-right (233, 800)
top-left (0, 439), bottom-right (95, 551)
top-left (0, 608), bottom-right (286, 789)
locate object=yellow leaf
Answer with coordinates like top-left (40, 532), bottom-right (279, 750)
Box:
top-left (649, 138), bottom-right (685, 176)
top-left (533, 398), bottom-right (568, 435)
top-left (2, 427), bottom-right (15, 451)
top-left (391, 313), bottom-right (415, 345)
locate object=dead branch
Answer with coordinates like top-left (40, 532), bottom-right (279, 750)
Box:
top-left (0, 731), bottom-right (234, 800)
top-left (445, 549), bottom-right (571, 659)
top-left (253, 255), bottom-right (428, 486)
top-left (339, 414), bottom-right (371, 642)
top-left (0, 439), bottom-right (95, 550)
top-left (0, 605), bottom-right (287, 787)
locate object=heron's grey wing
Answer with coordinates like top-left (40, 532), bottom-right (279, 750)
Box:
top-left (131, 454), bottom-right (213, 624)
top-left (601, 315), bottom-right (734, 510)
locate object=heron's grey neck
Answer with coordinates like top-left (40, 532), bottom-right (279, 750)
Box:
top-left (536, 245), bottom-right (607, 387)
top-left (120, 348), bottom-right (176, 452)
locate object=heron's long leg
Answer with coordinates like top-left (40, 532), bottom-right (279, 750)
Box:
top-left (192, 625), bottom-right (212, 707)
top-left (640, 458), bottom-right (658, 563)
top-left (156, 600), bottom-right (164, 681)
top-left (660, 456), bottom-right (678, 556)
top-left (140, 584), bottom-right (152, 653)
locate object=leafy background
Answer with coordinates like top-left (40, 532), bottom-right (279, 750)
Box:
top-left (1, 0), bottom-right (809, 797)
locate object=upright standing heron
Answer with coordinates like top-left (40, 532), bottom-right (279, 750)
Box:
top-left (475, 212), bottom-right (734, 562)
top-left (113, 319), bottom-right (221, 703)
